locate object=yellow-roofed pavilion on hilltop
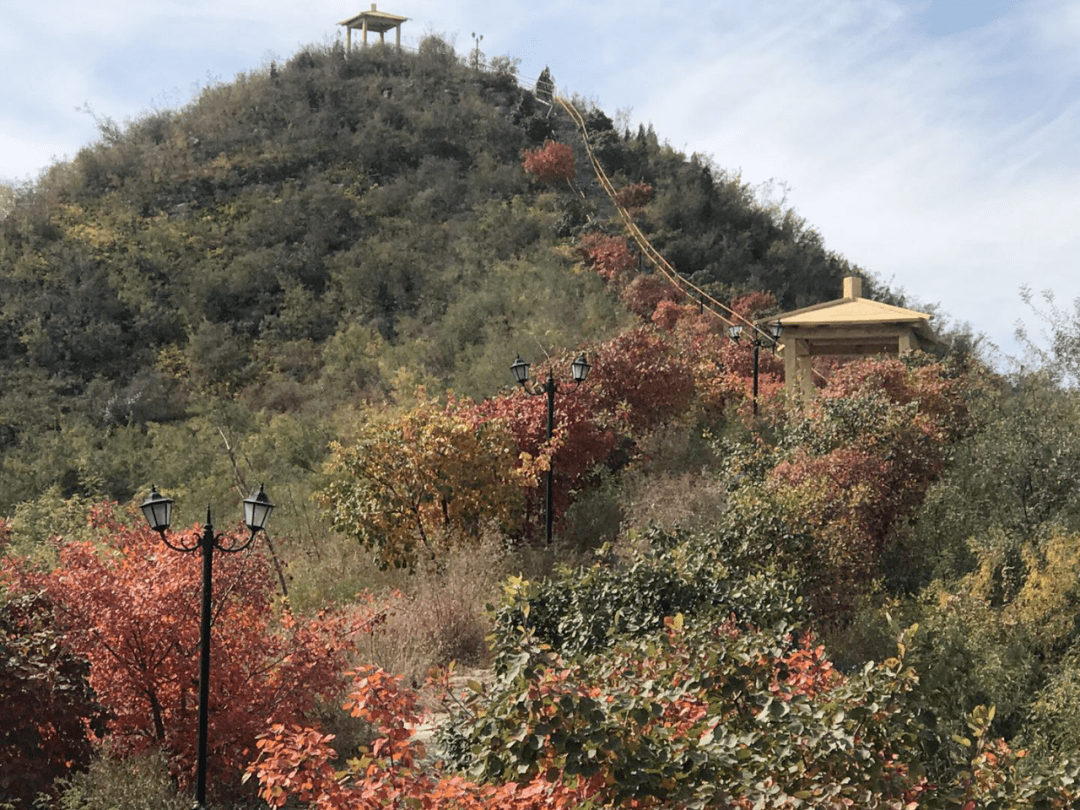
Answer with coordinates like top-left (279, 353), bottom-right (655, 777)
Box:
top-left (761, 276), bottom-right (936, 400)
top-left (339, 4), bottom-right (409, 50)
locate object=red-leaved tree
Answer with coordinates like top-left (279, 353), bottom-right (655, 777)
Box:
top-left (470, 327), bottom-right (696, 538)
top-left (1, 504), bottom-right (358, 800)
top-left (651, 297), bottom-right (784, 418)
top-left (766, 356), bottom-right (970, 615)
top-left (0, 592), bottom-right (111, 808)
top-left (576, 232), bottom-right (637, 282)
top-left (614, 181), bottom-right (654, 214)
top-left (522, 140), bottom-right (575, 186)
top-left (473, 379), bottom-right (614, 538)
top-left (619, 274), bottom-right (683, 320)
top-left (588, 326), bottom-right (696, 433)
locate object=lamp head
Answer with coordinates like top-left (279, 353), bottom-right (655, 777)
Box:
top-left (510, 355), bottom-right (530, 386)
top-left (771, 321), bottom-right (784, 340)
top-left (243, 484), bottom-right (274, 535)
top-left (728, 324), bottom-right (743, 342)
top-left (140, 486), bottom-right (173, 535)
top-left (571, 353), bottom-right (591, 384)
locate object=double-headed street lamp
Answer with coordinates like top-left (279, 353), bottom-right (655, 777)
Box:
top-left (728, 321), bottom-right (784, 415)
top-left (511, 353), bottom-right (591, 544)
top-left (140, 484), bottom-right (274, 810)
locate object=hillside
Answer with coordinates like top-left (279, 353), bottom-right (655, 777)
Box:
top-left (11, 35), bottom-right (1080, 810)
top-left (0, 37), bottom-right (866, 514)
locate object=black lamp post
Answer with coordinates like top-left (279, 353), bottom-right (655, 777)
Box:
top-left (140, 484), bottom-right (274, 810)
top-left (728, 321), bottom-right (784, 415)
top-left (511, 353), bottom-right (591, 544)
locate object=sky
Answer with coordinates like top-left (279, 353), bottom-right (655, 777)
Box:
top-left (2, 0), bottom-right (1078, 364)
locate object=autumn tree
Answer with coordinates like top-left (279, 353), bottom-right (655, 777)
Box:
top-left (0, 592), bottom-right (111, 808)
top-left (614, 180), bottom-right (654, 213)
top-left (648, 300), bottom-right (785, 417)
top-left (0, 503), bottom-right (353, 800)
top-left (761, 355), bottom-right (970, 614)
top-left (587, 326), bottom-right (696, 433)
top-left (466, 330), bottom-right (695, 540)
top-left (317, 395), bottom-right (524, 568)
top-left (619, 274), bottom-right (682, 320)
top-left (521, 139), bottom-right (575, 186)
top-left (576, 231), bottom-right (636, 282)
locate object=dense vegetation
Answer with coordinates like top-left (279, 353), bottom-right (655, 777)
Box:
top-left (3, 34), bottom-right (1079, 809)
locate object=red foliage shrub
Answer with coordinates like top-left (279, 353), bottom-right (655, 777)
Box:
top-left (576, 231), bottom-right (637, 281)
top-left (589, 326), bottom-right (696, 433)
top-left (651, 300), bottom-right (697, 331)
top-left (0, 593), bottom-right (110, 808)
top-left (250, 622), bottom-right (936, 809)
top-left (730, 291), bottom-right (778, 320)
top-left (662, 309), bottom-right (784, 416)
top-left (767, 356), bottom-right (970, 615)
top-left (465, 327), bottom-right (695, 538)
top-left (619, 274), bottom-right (681, 319)
top-left (1, 504), bottom-right (358, 799)
top-left (614, 181), bottom-right (654, 214)
top-left (249, 666), bottom-right (604, 809)
top-left (473, 382), bottom-right (615, 537)
top-left (521, 140), bottom-right (575, 185)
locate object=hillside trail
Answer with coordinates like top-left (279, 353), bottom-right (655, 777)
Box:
top-left (547, 94), bottom-right (775, 345)
top-left (401, 82), bottom-right (788, 765)
top-left (409, 664), bottom-right (493, 763)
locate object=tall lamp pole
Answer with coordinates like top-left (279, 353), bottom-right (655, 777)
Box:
top-left (140, 484), bottom-right (275, 810)
top-left (729, 322), bottom-right (783, 415)
top-left (510, 353), bottom-right (591, 544)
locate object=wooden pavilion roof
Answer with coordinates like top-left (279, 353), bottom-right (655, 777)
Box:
top-left (339, 5), bottom-right (409, 33)
top-left (765, 278), bottom-right (935, 342)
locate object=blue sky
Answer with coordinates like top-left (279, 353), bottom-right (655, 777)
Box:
top-left (3, 0), bottom-right (1077, 364)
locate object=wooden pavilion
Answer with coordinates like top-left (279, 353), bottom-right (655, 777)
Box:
top-left (762, 276), bottom-right (936, 399)
top-left (339, 4), bottom-right (409, 50)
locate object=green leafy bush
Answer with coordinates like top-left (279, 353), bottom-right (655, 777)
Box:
top-left (489, 525), bottom-right (804, 662)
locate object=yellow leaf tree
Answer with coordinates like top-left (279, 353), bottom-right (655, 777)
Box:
top-left (317, 395), bottom-right (524, 568)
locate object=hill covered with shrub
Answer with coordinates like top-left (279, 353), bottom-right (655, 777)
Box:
top-left (7, 34), bottom-right (1080, 810)
top-left (0, 35), bottom-right (863, 514)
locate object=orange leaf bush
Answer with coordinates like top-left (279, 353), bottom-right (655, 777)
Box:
top-left (522, 140), bottom-right (575, 186)
top-left (1, 503), bottom-right (358, 800)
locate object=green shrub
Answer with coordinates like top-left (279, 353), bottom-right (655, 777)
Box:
top-left (56, 749), bottom-right (187, 810)
top-left (490, 524), bottom-right (804, 663)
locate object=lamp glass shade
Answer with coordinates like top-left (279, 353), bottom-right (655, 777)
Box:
top-left (571, 353), bottom-right (591, 383)
top-left (140, 486), bottom-right (173, 533)
top-left (728, 324), bottom-right (743, 341)
top-left (510, 356), bottom-right (530, 385)
top-left (243, 484), bottom-right (274, 533)
top-left (771, 321), bottom-right (785, 340)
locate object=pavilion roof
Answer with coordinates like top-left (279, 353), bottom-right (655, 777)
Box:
top-left (339, 6), bottom-right (409, 32)
top-left (773, 295), bottom-right (932, 327)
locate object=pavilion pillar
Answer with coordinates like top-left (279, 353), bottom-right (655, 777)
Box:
top-left (782, 338), bottom-right (815, 401)
top-left (783, 338), bottom-right (797, 396)
top-left (339, 5), bottom-right (408, 53)
top-left (797, 341), bottom-right (814, 400)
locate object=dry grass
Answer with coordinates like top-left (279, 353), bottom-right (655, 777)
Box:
top-left (620, 470), bottom-right (729, 535)
top-left (357, 528), bottom-right (512, 684)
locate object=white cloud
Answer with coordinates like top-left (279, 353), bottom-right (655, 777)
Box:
top-left (591, 0), bottom-right (1080, 357)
